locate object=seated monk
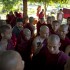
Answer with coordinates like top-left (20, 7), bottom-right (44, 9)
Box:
top-left (57, 24), bottom-right (70, 52)
top-left (31, 34), bottom-right (70, 70)
top-left (0, 25), bottom-right (15, 51)
top-left (0, 50), bottom-right (24, 70)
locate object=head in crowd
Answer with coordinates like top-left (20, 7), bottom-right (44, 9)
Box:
top-left (9, 11), bottom-right (13, 15)
top-left (67, 17), bottom-right (70, 25)
top-left (0, 50), bottom-right (24, 70)
top-left (39, 18), bottom-right (45, 24)
top-left (52, 20), bottom-right (60, 32)
top-left (47, 16), bottom-right (52, 24)
top-left (23, 16), bottom-right (29, 24)
top-left (39, 25), bottom-right (49, 39)
top-left (16, 18), bottom-right (23, 30)
top-left (23, 28), bottom-right (31, 40)
top-left (47, 34), bottom-right (61, 54)
top-left (51, 16), bottom-right (55, 21)
top-left (0, 25), bottom-right (12, 40)
top-left (29, 17), bottom-right (34, 24)
top-left (64, 58), bottom-right (70, 70)
top-left (58, 24), bottom-right (69, 39)
top-left (59, 9), bottom-right (63, 13)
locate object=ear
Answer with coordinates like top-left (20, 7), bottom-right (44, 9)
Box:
top-left (1, 33), bottom-right (4, 37)
top-left (59, 42), bottom-right (61, 48)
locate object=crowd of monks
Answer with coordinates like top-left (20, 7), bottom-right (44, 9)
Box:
top-left (0, 10), bottom-right (70, 70)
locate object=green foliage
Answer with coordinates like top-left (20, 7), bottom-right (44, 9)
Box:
top-left (0, 0), bottom-right (21, 12)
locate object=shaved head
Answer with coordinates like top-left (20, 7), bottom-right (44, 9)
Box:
top-left (47, 34), bottom-right (61, 54)
top-left (0, 50), bottom-right (24, 70)
top-left (23, 28), bottom-right (31, 40)
top-left (48, 34), bottom-right (60, 43)
top-left (40, 25), bottom-right (49, 38)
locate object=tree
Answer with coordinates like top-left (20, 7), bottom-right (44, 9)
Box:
top-left (0, 0), bottom-right (20, 13)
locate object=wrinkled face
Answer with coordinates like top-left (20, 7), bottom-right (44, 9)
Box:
top-left (4, 29), bottom-right (12, 39)
top-left (24, 31), bottom-right (31, 40)
top-left (47, 40), bottom-right (60, 54)
top-left (58, 28), bottom-right (68, 39)
top-left (52, 23), bottom-right (60, 31)
top-left (40, 29), bottom-right (49, 38)
top-left (17, 22), bottom-right (23, 29)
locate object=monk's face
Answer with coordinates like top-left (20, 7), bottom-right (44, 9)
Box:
top-left (52, 23), bottom-right (60, 32)
top-left (47, 40), bottom-right (61, 54)
top-left (58, 28), bottom-right (68, 39)
top-left (24, 31), bottom-right (31, 40)
top-left (3, 29), bottom-right (12, 40)
top-left (40, 29), bottom-right (49, 38)
top-left (17, 22), bottom-right (23, 30)
top-left (47, 18), bottom-right (52, 24)
top-left (67, 19), bottom-right (70, 25)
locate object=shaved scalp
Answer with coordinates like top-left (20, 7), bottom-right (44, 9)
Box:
top-left (59, 24), bottom-right (69, 30)
top-left (40, 25), bottom-right (49, 32)
top-left (23, 28), bottom-right (31, 35)
top-left (0, 50), bottom-right (24, 70)
top-left (65, 58), bottom-right (70, 70)
top-left (48, 34), bottom-right (60, 43)
top-left (0, 25), bottom-right (10, 33)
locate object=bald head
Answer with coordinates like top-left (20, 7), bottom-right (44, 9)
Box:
top-left (65, 58), bottom-right (70, 70)
top-left (23, 28), bottom-right (31, 40)
top-left (40, 25), bottom-right (49, 38)
top-left (48, 34), bottom-right (60, 43)
top-left (0, 50), bottom-right (24, 70)
top-left (47, 34), bottom-right (61, 54)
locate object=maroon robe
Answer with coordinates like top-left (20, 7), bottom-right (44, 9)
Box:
top-left (37, 21), bottom-right (47, 35)
top-left (32, 46), bottom-right (69, 70)
top-left (16, 31), bottom-right (33, 61)
top-left (60, 37), bottom-right (70, 52)
top-left (67, 29), bottom-right (70, 39)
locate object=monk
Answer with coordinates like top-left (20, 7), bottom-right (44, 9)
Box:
top-left (0, 50), bottom-right (24, 70)
top-left (0, 25), bottom-right (14, 51)
top-left (58, 24), bottom-right (70, 52)
top-left (67, 17), bottom-right (70, 39)
top-left (12, 18), bottom-right (23, 38)
top-left (31, 25), bottom-right (49, 57)
top-left (37, 18), bottom-right (47, 35)
top-left (51, 20), bottom-right (60, 34)
top-left (31, 34), bottom-right (69, 70)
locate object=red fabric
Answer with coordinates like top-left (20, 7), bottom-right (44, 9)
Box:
top-left (16, 31), bottom-right (33, 61)
top-left (60, 37), bottom-right (70, 52)
top-left (6, 14), bottom-right (16, 27)
top-left (39, 12), bottom-right (44, 19)
top-left (37, 21), bottom-right (47, 35)
top-left (63, 8), bottom-right (70, 19)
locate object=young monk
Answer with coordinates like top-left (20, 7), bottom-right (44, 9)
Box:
top-left (37, 18), bottom-right (47, 35)
top-left (51, 20), bottom-right (60, 34)
top-left (24, 17), bottom-right (35, 37)
top-left (0, 25), bottom-right (15, 51)
top-left (31, 34), bottom-right (69, 70)
top-left (31, 25), bottom-right (49, 57)
top-left (64, 58), bottom-right (70, 70)
top-left (67, 17), bottom-right (70, 39)
top-left (57, 24), bottom-right (70, 52)
top-left (12, 18), bottom-right (23, 38)
top-left (0, 50), bottom-right (24, 70)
